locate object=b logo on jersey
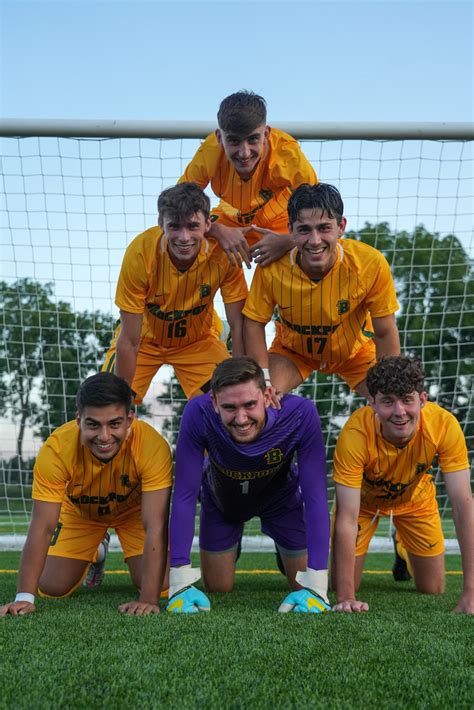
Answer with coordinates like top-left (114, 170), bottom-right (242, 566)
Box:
top-left (121, 474), bottom-right (131, 488)
top-left (259, 188), bottom-right (273, 202)
top-left (264, 448), bottom-right (283, 465)
top-left (337, 299), bottom-right (350, 315)
top-left (199, 284), bottom-right (211, 298)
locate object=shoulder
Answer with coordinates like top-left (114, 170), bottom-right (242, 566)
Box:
top-left (37, 420), bottom-right (79, 462)
top-left (126, 226), bottom-right (163, 252)
top-left (130, 419), bottom-right (172, 458)
top-left (339, 238), bottom-right (391, 274)
top-left (341, 406), bottom-right (374, 437)
top-left (277, 394), bottom-right (320, 428)
top-left (183, 393), bottom-right (214, 421)
top-left (340, 237), bottom-right (384, 259)
top-left (422, 401), bottom-right (462, 432)
top-left (268, 127), bottom-right (301, 149)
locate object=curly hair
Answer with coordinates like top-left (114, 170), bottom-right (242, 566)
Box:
top-left (366, 356), bottom-right (425, 398)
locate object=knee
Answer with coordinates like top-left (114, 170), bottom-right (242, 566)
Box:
top-left (203, 578), bottom-right (234, 593)
top-left (38, 579), bottom-right (75, 598)
top-left (415, 579), bottom-right (445, 595)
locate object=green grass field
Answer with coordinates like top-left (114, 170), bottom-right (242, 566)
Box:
top-left (0, 552), bottom-right (472, 709)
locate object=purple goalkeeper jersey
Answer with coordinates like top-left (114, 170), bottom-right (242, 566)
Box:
top-left (170, 393), bottom-right (329, 570)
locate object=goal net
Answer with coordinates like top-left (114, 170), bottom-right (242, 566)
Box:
top-left (1, 121), bottom-right (472, 548)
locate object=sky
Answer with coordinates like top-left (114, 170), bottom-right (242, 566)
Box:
top-left (1, 0), bottom-right (473, 123)
top-left (1, 0), bottom-right (473, 457)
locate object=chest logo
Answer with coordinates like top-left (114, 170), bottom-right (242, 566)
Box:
top-left (337, 299), bottom-right (350, 315)
top-left (199, 284), bottom-right (211, 298)
top-left (121, 474), bottom-right (131, 488)
top-left (264, 448), bottom-right (283, 465)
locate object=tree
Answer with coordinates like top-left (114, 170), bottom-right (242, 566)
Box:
top-left (0, 278), bottom-right (116, 458)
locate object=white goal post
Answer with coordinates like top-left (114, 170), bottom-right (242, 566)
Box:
top-left (1, 120), bottom-right (472, 548)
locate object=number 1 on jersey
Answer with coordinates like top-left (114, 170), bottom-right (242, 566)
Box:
top-left (240, 481), bottom-right (249, 495)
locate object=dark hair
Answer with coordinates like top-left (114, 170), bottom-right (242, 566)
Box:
top-left (288, 183), bottom-right (344, 226)
top-left (217, 90), bottom-right (267, 135)
top-left (157, 182), bottom-right (210, 226)
top-left (211, 357), bottom-right (266, 395)
top-left (366, 356), bottom-right (425, 399)
top-left (76, 372), bottom-right (134, 414)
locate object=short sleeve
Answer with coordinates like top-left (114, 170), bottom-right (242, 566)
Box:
top-left (32, 442), bottom-right (69, 503)
top-left (437, 413), bottom-right (469, 473)
top-left (364, 252), bottom-right (399, 318)
top-left (115, 236), bottom-right (153, 314)
top-left (332, 419), bottom-right (368, 489)
top-left (137, 423), bottom-right (173, 492)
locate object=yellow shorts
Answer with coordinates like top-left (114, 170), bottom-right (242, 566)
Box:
top-left (47, 502), bottom-right (146, 562)
top-left (103, 331), bottom-right (230, 402)
top-left (269, 336), bottom-right (376, 390)
top-left (212, 209), bottom-right (288, 247)
top-left (355, 495), bottom-right (445, 558)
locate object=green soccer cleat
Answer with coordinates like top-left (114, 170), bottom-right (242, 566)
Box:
top-left (83, 531), bottom-right (111, 588)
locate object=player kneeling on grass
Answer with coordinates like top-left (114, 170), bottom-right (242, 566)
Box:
top-left (331, 356), bottom-right (473, 614)
top-left (166, 357), bottom-right (331, 614)
top-left (0, 373), bottom-right (172, 618)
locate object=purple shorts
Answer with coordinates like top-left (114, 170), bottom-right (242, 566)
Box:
top-left (199, 477), bottom-right (307, 554)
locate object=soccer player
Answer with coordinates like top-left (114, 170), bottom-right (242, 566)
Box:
top-left (331, 356), bottom-right (473, 614)
top-left (166, 357), bottom-right (330, 614)
top-left (179, 90), bottom-right (318, 268)
top-left (0, 372), bottom-right (172, 617)
top-left (103, 182), bottom-right (248, 403)
top-left (243, 183), bottom-right (401, 399)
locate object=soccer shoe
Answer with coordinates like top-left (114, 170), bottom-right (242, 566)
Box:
top-left (392, 531), bottom-right (412, 582)
top-left (278, 588), bottom-right (331, 614)
top-left (83, 531), bottom-right (111, 588)
top-left (167, 586), bottom-right (211, 614)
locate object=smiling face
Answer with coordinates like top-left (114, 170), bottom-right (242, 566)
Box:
top-left (289, 208), bottom-right (347, 279)
top-left (163, 210), bottom-right (210, 269)
top-left (77, 403), bottom-right (133, 462)
top-left (212, 380), bottom-right (271, 443)
top-left (216, 125), bottom-right (270, 179)
top-left (370, 390), bottom-right (427, 447)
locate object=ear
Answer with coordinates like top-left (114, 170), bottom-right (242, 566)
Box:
top-left (215, 129), bottom-right (222, 145)
top-left (76, 411), bottom-right (81, 427)
top-left (338, 217), bottom-right (347, 236)
top-left (368, 395), bottom-right (377, 412)
top-left (210, 393), bottom-right (219, 414)
top-left (127, 409), bottom-right (135, 426)
top-left (420, 391), bottom-right (428, 408)
top-left (263, 387), bottom-right (272, 408)
top-left (263, 125), bottom-right (270, 141)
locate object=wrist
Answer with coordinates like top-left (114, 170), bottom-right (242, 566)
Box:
top-left (15, 592), bottom-right (35, 604)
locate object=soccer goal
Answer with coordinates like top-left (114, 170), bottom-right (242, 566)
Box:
top-left (1, 119), bottom-right (472, 549)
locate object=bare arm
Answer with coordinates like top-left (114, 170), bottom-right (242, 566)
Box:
top-left (114, 310), bottom-right (143, 388)
top-left (444, 469), bottom-right (474, 614)
top-left (332, 484), bottom-right (369, 613)
top-left (372, 314), bottom-right (400, 361)
top-left (0, 501), bottom-right (61, 617)
top-left (118, 487), bottom-right (171, 615)
top-left (224, 300), bottom-right (246, 357)
top-left (243, 317), bottom-right (269, 368)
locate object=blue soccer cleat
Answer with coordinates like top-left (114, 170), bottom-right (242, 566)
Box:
top-left (278, 588), bottom-right (331, 614)
top-left (166, 586), bottom-right (211, 614)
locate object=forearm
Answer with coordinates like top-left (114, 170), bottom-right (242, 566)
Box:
top-left (115, 334), bottom-right (139, 386)
top-left (139, 526), bottom-right (168, 604)
top-left (17, 528), bottom-right (55, 595)
top-left (452, 498), bottom-right (474, 594)
top-left (243, 318), bottom-right (269, 367)
top-left (333, 517), bottom-right (359, 601)
top-left (374, 320), bottom-right (400, 360)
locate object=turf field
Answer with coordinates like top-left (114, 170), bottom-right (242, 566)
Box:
top-left (0, 552), bottom-right (472, 709)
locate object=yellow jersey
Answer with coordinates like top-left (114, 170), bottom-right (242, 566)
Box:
top-left (333, 402), bottom-right (469, 511)
top-left (179, 128), bottom-right (317, 228)
top-left (243, 239), bottom-right (399, 366)
top-left (32, 419), bottom-right (172, 523)
top-left (115, 227), bottom-right (248, 349)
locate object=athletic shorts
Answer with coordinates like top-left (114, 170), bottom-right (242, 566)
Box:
top-left (269, 336), bottom-right (376, 391)
top-left (103, 331), bottom-right (229, 402)
top-left (354, 495), bottom-right (445, 557)
top-left (211, 209), bottom-right (288, 247)
top-left (199, 478), bottom-right (307, 555)
top-left (47, 501), bottom-right (146, 562)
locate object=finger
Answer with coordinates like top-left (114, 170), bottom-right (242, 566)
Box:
top-left (249, 225), bottom-right (265, 234)
top-left (278, 602), bottom-right (293, 613)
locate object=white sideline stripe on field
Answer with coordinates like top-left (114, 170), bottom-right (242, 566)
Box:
top-left (0, 534), bottom-right (461, 553)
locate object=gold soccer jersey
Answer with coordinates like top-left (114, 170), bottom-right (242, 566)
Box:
top-left (179, 128), bottom-right (317, 229)
top-left (243, 239), bottom-right (399, 367)
top-left (333, 402), bottom-right (469, 512)
top-left (114, 227), bottom-right (248, 349)
top-left (32, 419), bottom-right (172, 524)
